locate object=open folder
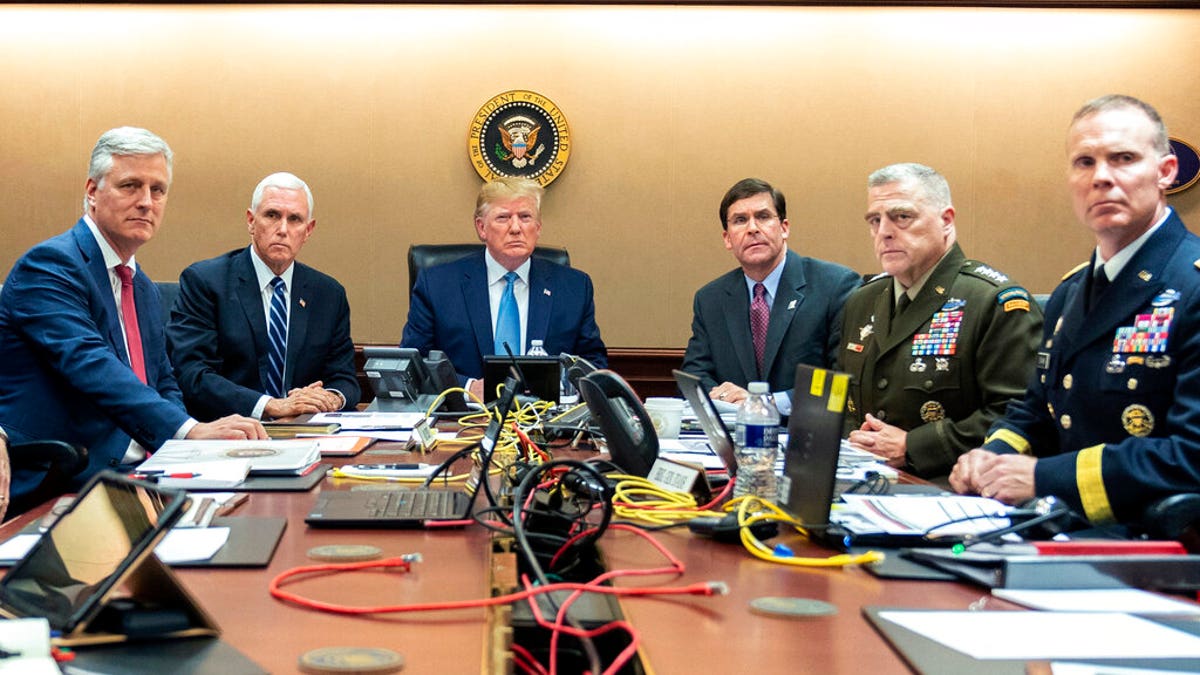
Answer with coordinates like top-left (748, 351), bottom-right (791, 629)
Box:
top-left (137, 439), bottom-right (320, 476)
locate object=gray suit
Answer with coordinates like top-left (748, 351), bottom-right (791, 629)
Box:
top-left (681, 249), bottom-right (861, 394)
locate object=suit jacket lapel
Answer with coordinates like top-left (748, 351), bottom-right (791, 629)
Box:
top-left (72, 220), bottom-right (129, 366)
top-left (721, 272), bottom-right (757, 383)
top-left (876, 245), bottom-right (964, 356)
top-left (233, 250), bottom-right (272, 387)
top-left (762, 252), bottom-right (804, 377)
top-left (465, 254), bottom-right (495, 358)
top-left (286, 265), bottom-right (311, 389)
top-left (526, 260), bottom-right (551, 351)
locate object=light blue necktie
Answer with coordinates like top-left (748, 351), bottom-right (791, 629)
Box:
top-left (493, 271), bottom-right (520, 356)
top-left (266, 276), bottom-right (288, 398)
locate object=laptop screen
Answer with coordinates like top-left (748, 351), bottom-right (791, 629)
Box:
top-left (0, 472), bottom-right (187, 632)
top-left (781, 364), bottom-right (851, 528)
top-left (671, 369), bottom-right (737, 475)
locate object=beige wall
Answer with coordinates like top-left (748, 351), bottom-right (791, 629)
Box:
top-left (2, 4), bottom-right (1198, 348)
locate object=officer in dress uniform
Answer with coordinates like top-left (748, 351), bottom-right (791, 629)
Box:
top-left (839, 163), bottom-right (1043, 479)
top-left (950, 95), bottom-right (1200, 525)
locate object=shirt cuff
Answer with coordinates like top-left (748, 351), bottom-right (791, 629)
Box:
top-left (329, 388), bottom-right (348, 410)
top-left (773, 391), bottom-right (792, 417)
top-left (174, 418), bottom-right (199, 440)
top-left (252, 395), bottom-right (270, 420)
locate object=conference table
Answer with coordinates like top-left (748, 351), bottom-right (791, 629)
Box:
top-left (1, 440), bottom-right (1011, 674)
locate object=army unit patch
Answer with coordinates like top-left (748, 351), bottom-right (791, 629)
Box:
top-left (997, 287), bottom-right (1032, 313)
top-left (468, 90), bottom-right (571, 186)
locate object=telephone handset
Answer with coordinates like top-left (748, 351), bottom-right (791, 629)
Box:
top-left (577, 369), bottom-right (658, 477)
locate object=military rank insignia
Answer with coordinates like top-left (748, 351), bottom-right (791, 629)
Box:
top-left (1113, 307), bottom-right (1173, 354)
top-left (911, 299), bottom-right (963, 356)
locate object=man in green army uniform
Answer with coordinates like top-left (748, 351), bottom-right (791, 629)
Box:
top-left (838, 163), bottom-right (1043, 479)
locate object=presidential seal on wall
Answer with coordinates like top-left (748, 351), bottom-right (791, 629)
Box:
top-left (468, 90), bottom-right (571, 186)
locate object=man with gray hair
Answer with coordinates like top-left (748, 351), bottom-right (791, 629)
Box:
top-left (838, 163), bottom-right (1042, 479)
top-left (0, 127), bottom-right (265, 510)
top-left (167, 172), bottom-right (359, 420)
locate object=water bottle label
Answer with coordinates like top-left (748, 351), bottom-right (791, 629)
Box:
top-left (737, 423), bottom-right (778, 448)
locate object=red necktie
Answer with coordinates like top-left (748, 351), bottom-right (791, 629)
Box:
top-left (114, 265), bottom-right (147, 384)
top-left (751, 282), bottom-right (769, 376)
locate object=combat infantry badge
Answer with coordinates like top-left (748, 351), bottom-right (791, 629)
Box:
top-left (468, 90), bottom-right (571, 186)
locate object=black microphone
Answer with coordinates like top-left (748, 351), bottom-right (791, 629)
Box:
top-left (964, 496), bottom-right (1077, 547)
top-left (501, 342), bottom-right (528, 392)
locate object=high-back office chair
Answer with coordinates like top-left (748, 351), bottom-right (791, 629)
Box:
top-left (156, 280), bottom-right (180, 326)
top-left (406, 244), bottom-right (570, 297)
top-left (6, 439), bottom-right (88, 519)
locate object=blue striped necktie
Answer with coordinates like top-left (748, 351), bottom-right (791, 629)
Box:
top-left (494, 271), bottom-right (520, 356)
top-left (267, 276), bottom-right (288, 398)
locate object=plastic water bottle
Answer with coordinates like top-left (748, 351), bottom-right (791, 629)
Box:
top-left (733, 382), bottom-right (781, 501)
top-left (528, 340), bottom-right (549, 356)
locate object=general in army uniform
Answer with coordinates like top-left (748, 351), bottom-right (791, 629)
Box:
top-left (839, 163), bottom-right (1043, 479)
top-left (951, 95), bottom-right (1200, 525)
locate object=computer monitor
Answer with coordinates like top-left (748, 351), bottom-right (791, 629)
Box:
top-left (363, 347), bottom-right (430, 403)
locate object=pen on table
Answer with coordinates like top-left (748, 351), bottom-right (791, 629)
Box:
top-left (128, 472), bottom-right (202, 482)
top-left (215, 493), bottom-right (249, 516)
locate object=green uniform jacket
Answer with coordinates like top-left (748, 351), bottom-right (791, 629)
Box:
top-left (837, 244), bottom-right (1044, 478)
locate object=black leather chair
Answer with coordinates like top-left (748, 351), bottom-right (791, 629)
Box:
top-left (6, 439), bottom-right (88, 519)
top-left (406, 244), bottom-right (570, 297)
top-left (1136, 493), bottom-right (1200, 552)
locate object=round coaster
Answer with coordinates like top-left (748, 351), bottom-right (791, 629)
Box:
top-left (749, 596), bottom-right (838, 619)
top-left (299, 646), bottom-right (405, 674)
top-left (306, 544), bottom-right (383, 563)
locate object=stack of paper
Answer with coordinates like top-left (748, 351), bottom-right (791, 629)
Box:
top-left (139, 439), bottom-right (320, 476)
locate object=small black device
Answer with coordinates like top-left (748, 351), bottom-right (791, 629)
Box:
top-left (364, 347), bottom-right (467, 413)
top-left (483, 355), bottom-right (560, 404)
top-left (363, 347), bottom-right (431, 406)
top-left (577, 369), bottom-right (658, 477)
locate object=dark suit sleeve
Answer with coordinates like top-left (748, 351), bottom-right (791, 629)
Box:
top-left (680, 290), bottom-right (719, 392)
top-left (401, 271), bottom-right (465, 384)
top-left (571, 272), bottom-right (607, 368)
top-left (167, 265), bottom-right (264, 419)
top-left (321, 286), bottom-right (360, 409)
top-left (824, 267), bottom-right (862, 369)
top-left (9, 246), bottom-right (188, 448)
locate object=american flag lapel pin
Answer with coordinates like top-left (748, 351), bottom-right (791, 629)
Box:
top-left (787, 299), bottom-right (797, 310)
top-left (299, 298), bottom-right (307, 308)
top-left (544, 288), bottom-right (552, 297)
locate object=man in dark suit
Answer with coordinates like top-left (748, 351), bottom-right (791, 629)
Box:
top-left (0, 127), bottom-right (265, 502)
top-left (951, 95), bottom-right (1200, 524)
top-left (839, 163), bottom-right (1042, 479)
top-left (681, 178), bottom-right (860, 414)
top-left (167, 172), bottom-right (359, 421)
top-left (401, 177), bottom-right (607, 401)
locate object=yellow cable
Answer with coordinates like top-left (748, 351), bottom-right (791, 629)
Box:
top-left (733, 497), bottom-right (884, 568)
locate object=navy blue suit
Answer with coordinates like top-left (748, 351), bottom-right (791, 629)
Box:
top-left (401, 251), bottom-right (607, 382)
top-left (166, 248), bottom-right (360, 421)
top-left (681, 249), bottom-right (861, 394)
top-left (0, 219), bottom-right (189, 498)
top-left (983, 211), bottom-right (1200, 523)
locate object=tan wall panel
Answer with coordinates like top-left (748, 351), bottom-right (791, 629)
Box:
top-left (1, 5), bottom-right (1198, 349)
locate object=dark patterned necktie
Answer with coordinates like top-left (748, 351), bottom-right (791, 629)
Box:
top-left (267, 276), bottom-right (288, 398)
top-left (751, 283), bottom-right (769, 376)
